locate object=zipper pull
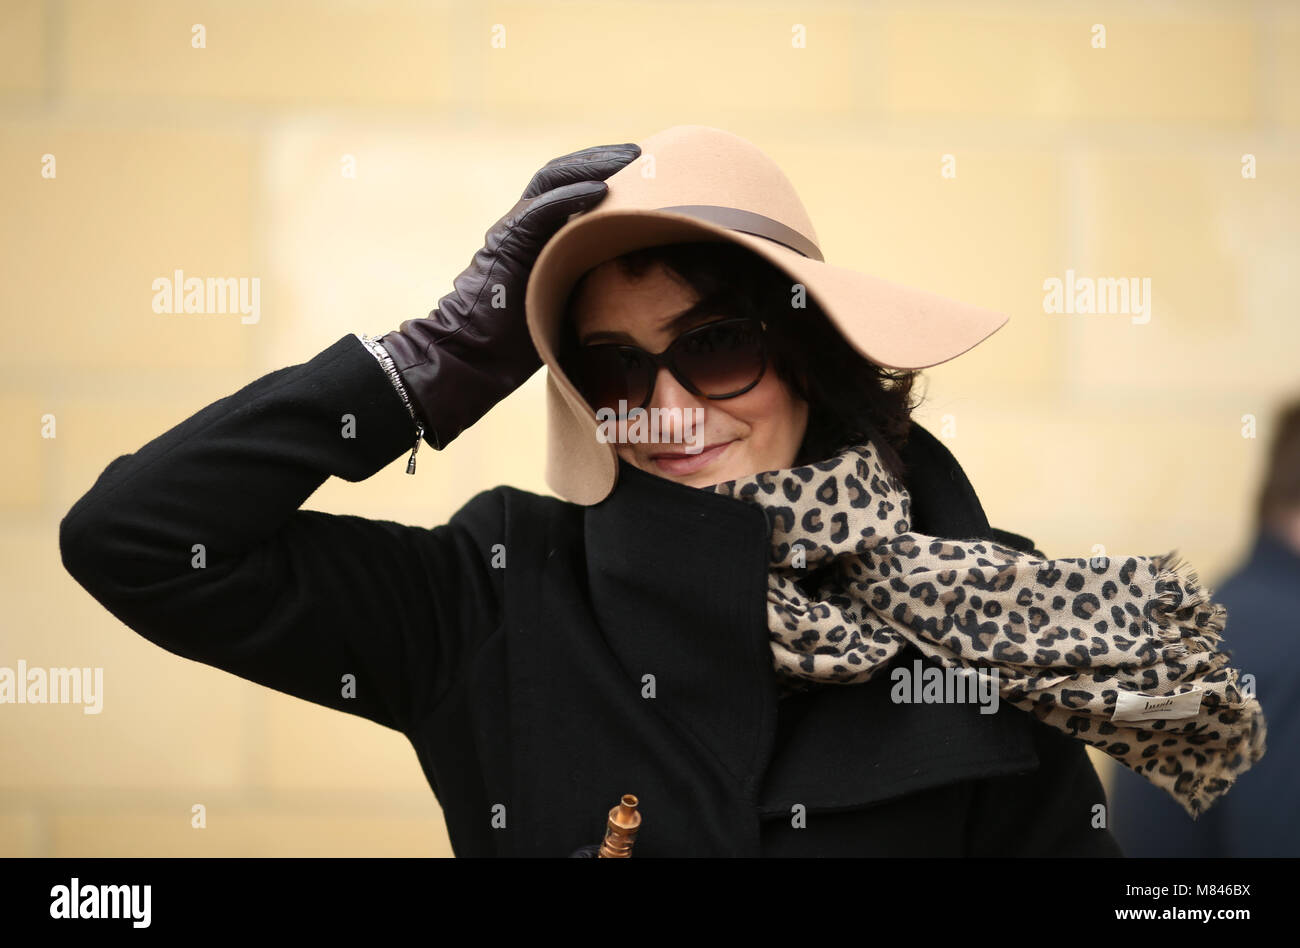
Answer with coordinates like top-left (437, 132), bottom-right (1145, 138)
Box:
top-left (406, 423), bottom-right (424, 474)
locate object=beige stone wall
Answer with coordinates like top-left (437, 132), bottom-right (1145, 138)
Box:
top-left (3, 0), bottom-right (1295, 856)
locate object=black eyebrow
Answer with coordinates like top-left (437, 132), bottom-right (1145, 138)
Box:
top-left (578, 298), bottom-right (725, 346)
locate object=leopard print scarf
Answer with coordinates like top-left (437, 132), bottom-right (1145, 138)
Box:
top-left (704, 438), bottom-right (1267, 819)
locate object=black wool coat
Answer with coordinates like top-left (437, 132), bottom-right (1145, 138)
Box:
top-left (59, 333), bottom-right (1124, 857)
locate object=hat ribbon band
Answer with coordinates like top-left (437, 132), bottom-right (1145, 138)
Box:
top-left (654, 204), bottom-right (825, 262)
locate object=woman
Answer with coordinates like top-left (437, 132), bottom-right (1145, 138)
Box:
top-left (59, 126), bottom-right (1264, 857)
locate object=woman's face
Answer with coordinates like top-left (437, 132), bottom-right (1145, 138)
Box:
top-left (569, 258), bottom-right (809, 489)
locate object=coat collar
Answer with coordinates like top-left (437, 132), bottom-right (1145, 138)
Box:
top-left (508, 422), bottom-right (1036, 855)
top-left (507, 459), bottom-right (773, 856)
top-left (895, 421), bottom-right (995, 539)
top-left (583, 455), bottom-right (778, 794)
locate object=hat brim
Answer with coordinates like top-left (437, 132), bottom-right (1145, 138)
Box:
top-left (525, 208), bottom-right (1009, 506)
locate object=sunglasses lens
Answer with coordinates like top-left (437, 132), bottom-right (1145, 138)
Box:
top-left (674, 319), bottom-right (765, 396)
top-left (575, 346), bottom-right (651, 415)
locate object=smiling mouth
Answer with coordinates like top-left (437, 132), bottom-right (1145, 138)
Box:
top-left (648, 440), bottom-right (734, 476)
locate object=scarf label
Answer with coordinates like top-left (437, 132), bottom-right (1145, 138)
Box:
top-left (1111, 686), bottom-right (1204, 723)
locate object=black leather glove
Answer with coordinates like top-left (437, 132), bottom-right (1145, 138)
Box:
top-left (378, 142), bottom-right (641, 451)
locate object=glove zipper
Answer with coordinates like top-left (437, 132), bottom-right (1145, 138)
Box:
top-left (407, 424), bottom-right (424, 475)
top-left (357, 333), bottom-right (427, 474)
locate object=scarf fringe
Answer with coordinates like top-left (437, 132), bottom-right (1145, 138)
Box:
top-left (1148, 700), bottom-right (1268, 820)
top-left (1126, 549), bottom-right (1264, 818)
top-left (1149, 548), bottom-right (1229, 645)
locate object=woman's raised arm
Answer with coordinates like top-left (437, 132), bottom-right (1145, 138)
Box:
top-left (58, 333), bottom-right (505, 734)
top-left (55, 142), bottom-right (639, 733)
top-left (57, 142), bottom-right (639, 734)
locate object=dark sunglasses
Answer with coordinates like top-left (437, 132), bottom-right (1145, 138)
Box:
top-left (572, 315), bottom-right (768, 418)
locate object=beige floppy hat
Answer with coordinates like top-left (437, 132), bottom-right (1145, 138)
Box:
top-left (524, 124), bottom-right (1008, 506)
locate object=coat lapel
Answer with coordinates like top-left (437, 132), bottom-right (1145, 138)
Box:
top-left (507, 456), bottom-right (777, 856)
top-left (582, 459), bottom-right (778, 793)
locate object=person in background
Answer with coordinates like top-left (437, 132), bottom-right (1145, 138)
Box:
top-left (1109, 400), bottom-right (1300, 857)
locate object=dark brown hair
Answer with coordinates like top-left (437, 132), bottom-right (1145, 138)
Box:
top-left (558, 240), bottom-right (924, 483)
top-left (1256, 399), bottom-right (1300, 534)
